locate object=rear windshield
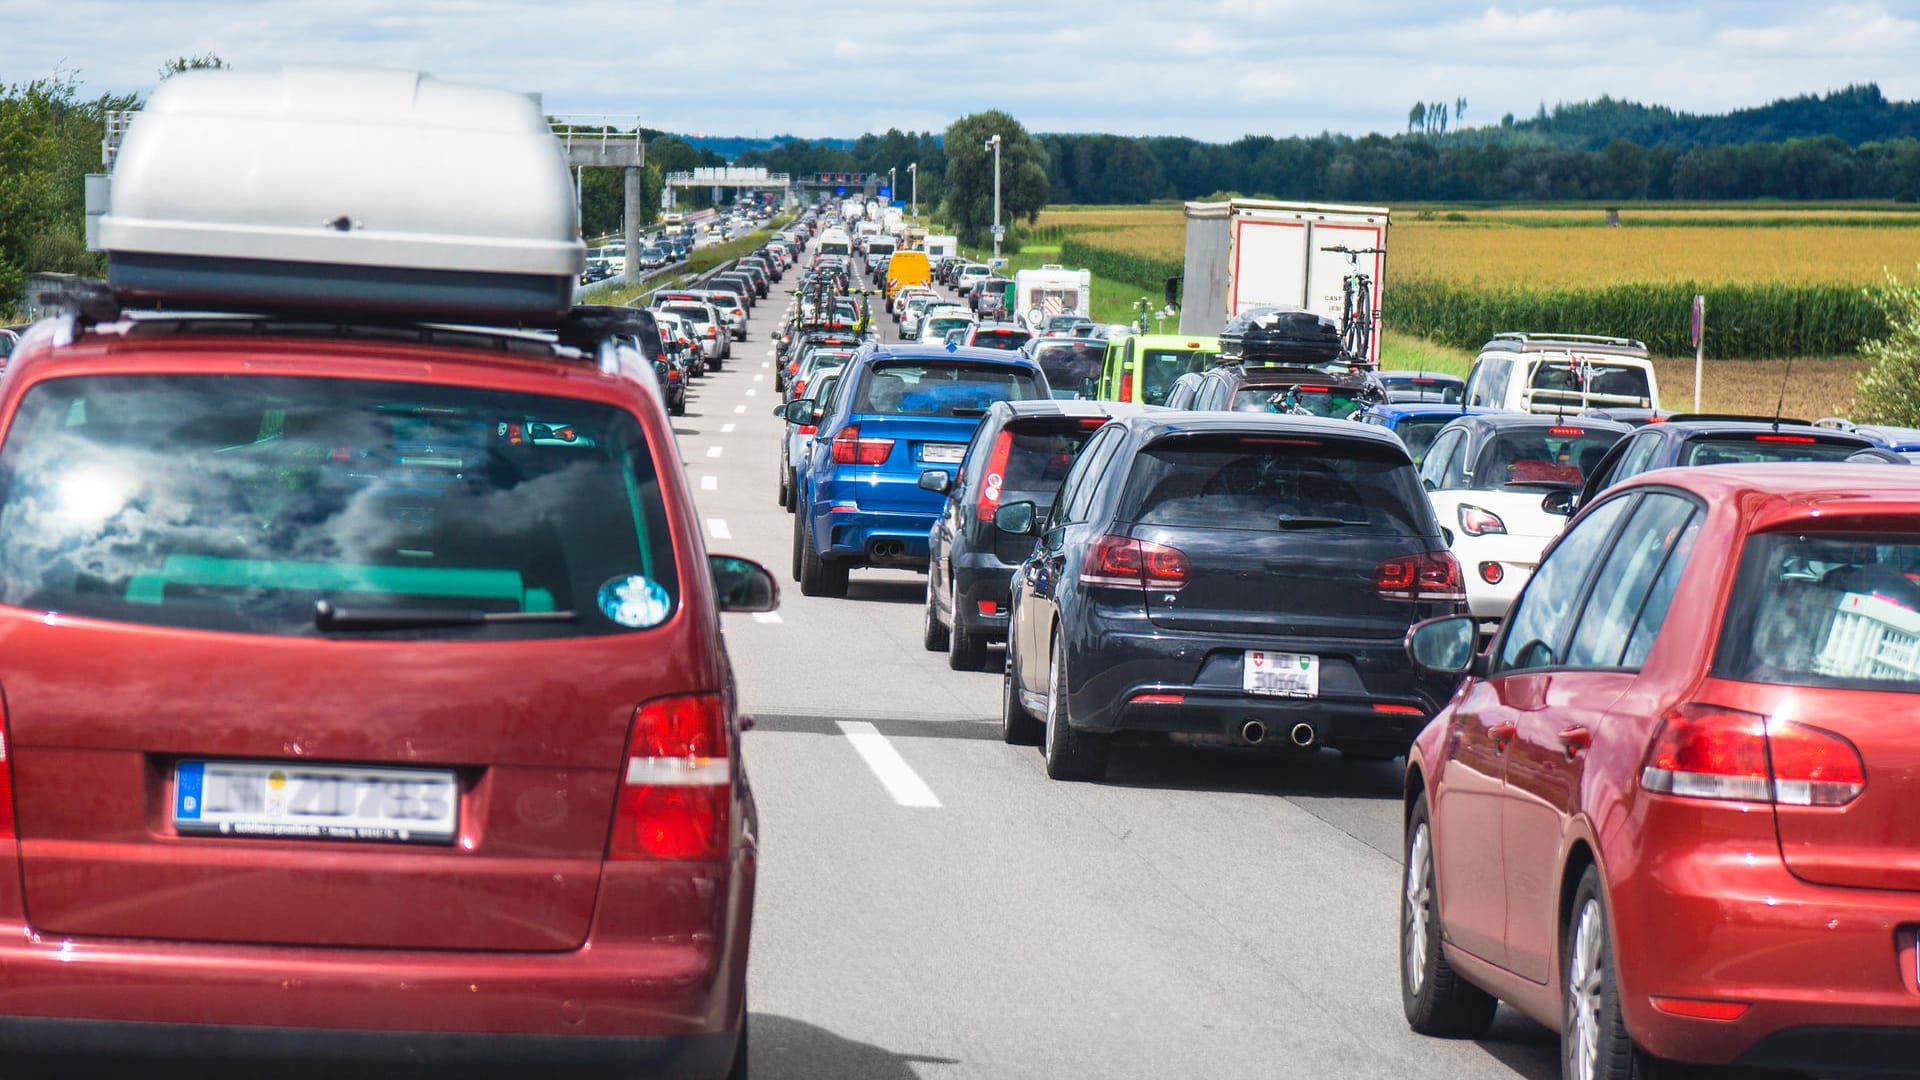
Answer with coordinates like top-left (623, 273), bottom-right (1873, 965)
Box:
top-left (1391, 418), bottom-right (1451, 464)
top-left (971, 330), bottom-right (1031, 351)
top-left (1681, 436), bottom-right (1864, 466)
top-left (1122, 435), bottom-right (1428, 536)
top-left (819, 241), bottom-right (850, 256)
top-left (854, 362), bottom-right (1045, 417)
top-left (1383, 376), bottom-right (1463, 404)
top-left (1001, 423), bottom-right (1101, 494)
top-left (1031, 342), bottom-right (1106, 399)
top-left (0, 375), bottom-right (677, 639)
top-left (1141, 349), bottom-right (1212, 405)
top-left (661, 304), bottom-right (711, 324)
top-left (1529, 361), bottom-right (1652, 405)
top-left (1232, 384), bottom-right (1371, 420)
top-left (1468, 428), bottom-right (1620, 489)
top-left (1717, 532), bottom-right (1920, 691)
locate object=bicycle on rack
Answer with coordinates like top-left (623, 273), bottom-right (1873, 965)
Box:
top-left (1321, 245), bottom-right (1385, 365)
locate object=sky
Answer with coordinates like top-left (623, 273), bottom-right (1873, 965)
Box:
top-left (4, 0), bottom-right (1918, 142)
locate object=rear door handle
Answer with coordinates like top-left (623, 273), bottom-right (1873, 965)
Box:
top-left (1490, 721), bottom-right (1518, 747)
top-left (1558, 726), bottom-right (1592, 754)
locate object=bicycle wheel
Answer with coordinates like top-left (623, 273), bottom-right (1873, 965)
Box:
top-left (1348, 277), bottom-right (1374, 362)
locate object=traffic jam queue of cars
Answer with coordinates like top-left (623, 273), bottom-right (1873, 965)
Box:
top-left (773, 201), bottom-right (1920, 1076)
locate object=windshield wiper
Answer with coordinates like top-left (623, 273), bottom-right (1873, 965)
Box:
top-left (1275, 516), bottom-right (1368, 530)
top-left (314, 600), bottom-right (578, 631)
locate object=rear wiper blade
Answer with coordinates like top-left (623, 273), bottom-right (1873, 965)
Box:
top-left (1275, 516), bottom-right (1368, 530)
top-left (314, 600), bottom-right (578, 631)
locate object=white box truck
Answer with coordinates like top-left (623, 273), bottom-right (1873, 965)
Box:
top-left (1013, 265), bottom-right (1092, 332)
top-left (924, 234), bottom-right (958, 261)
top-left (1178, 198), bottom-right (1390, 365)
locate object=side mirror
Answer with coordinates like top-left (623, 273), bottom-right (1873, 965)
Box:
top-left (771, 403), bottom-right (790, 418)
top-left (710, 555), bottom-right (779, 613)
top-left (918, 469), bottom-right (952, 494)
top-left (994, 501), bottom-right (1038, 536)
top-left (782, 399), bottom-right (816, 423)
top-left (1406, 615), bottom-right (1478, 677)
top-left (1541, 489), bottom-right (1576, 517)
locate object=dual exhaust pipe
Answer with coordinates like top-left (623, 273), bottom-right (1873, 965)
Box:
top-left (1240, 720), bottom-right (1316, 748)
top-left (869, 539), bottom-right (904, 558)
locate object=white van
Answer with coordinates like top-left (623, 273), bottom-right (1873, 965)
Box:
top-left (1463, 333), bottom-right (1660, 415)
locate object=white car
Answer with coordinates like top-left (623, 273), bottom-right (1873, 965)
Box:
top-left (1463, 332), bottom-right (1661, 415)
top-left (1417, 413), bottom-right (1631, 624)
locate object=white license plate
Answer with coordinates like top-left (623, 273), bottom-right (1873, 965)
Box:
top-left (921, 443), bottom-right (965, 464)
top-left (1244, 651), bottom-right (1319, 698)
top-left (172, 760), bottom-right (458, 844)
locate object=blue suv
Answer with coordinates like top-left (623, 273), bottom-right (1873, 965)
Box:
top-left (791, 343), bottom-right (1050, 597)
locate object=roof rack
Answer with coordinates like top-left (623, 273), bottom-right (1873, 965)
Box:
top-left (1663, 412), bottom-right (1818, 427)
top-left (1484, 332), bottom-right (1648, 355)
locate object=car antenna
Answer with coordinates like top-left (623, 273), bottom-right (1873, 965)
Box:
top-left (1771, 355), bottom-right (1795, 432)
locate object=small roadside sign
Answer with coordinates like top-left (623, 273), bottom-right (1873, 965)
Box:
top-left (1691, 295), bottom-right (1705, 348)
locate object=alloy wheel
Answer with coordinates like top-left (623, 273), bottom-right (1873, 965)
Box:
top-left (1404, 822), bottom-right (1432, 995)
top-left (1565, 898), bottom-right (1605, 1080)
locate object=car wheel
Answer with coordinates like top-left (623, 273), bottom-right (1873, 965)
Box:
top-left (798, 514), bottom-right (847, 598)
top-left (669, 395), bottom-right (685, 417)
top-left (1563, 865), bottom-right (1680, 1080)
top-left (776, 468), bottom-right (788, 508)
top-left (1043, 629), bottom-right (1108, 781)
top-left (1002, 650), bottom-right (1042, 746)
top-left (948, 613), bottom-right (987, 672)
top-left (922, 578), bottom-right (950, 652)
top-left (1401, 793), bottom-right (1498, 1037)
top-left (785, 469), bottom-right (798, 515)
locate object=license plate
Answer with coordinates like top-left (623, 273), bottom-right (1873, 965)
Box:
top-left (921, 443), bottom-right (965, 464)
top-left (173, 760), bottom-right (458, 844)
top-left (1244, 651), bottom-right (1319, 698)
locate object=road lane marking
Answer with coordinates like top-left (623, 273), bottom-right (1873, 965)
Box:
top-left (752, 611), bottom-right (782, 624)
top-left (707, 445), bottom-right (724, 458)
top-left (746, 389), bottom-right (758, 397)
top-left (753, 373), bottom-right (765, 382)
top-left (836, 721), bottom-right (942, 808)
top-left (706, 518), bottom-right (732, 540)
top-left (701, 475), bottom-right (718, 491)
top-left (722, 423), bottom-right (736, 433)
top-left (734, 404), bottom-right (747, 414)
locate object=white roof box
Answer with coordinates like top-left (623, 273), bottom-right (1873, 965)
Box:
top-left (101, 65), bottom-right (585, 323)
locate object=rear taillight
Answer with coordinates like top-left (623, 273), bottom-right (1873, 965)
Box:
top-left (798, 424), bottom-right (817, 436)
top-left (1081, 535), bottom-right (1189, 590)
top-left (609, 693), bottom-right (730, 861)
top-left (831, 425), bottom-right (894, 465)
top-left (1458, 504), bottom-right (1507, 537)
top-left (1375, 552), bottom-right (1466, 602)
top-left (976, 429), bottom-right (1014, 521)
top-left (1119, 371), bottom-right (1134, 403)
top-left (794, 379), bottom-right (808, 397)
top-left (1641, 704), bottom-right (1865, 807)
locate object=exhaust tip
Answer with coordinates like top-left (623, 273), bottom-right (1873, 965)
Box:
top-left (1290, 722), bottom-right (1316, 748)
top-left (1241, 720), bottom-right (1266, 745)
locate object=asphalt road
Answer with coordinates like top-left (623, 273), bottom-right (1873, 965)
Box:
top-left (689, 247), bottom-right (1563, 1080)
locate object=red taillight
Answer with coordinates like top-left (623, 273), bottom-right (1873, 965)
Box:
top-left (1458, 504), bottom-right (1507, 537)
top-left (1640, 704), bottom-right (1864, 807)
top-left (1755, 434), bottom-right (1817, 444)
top-left (1119, 371), bottom-right (1134, 403)
top-left (831, 425), bottom-right (894, 465)
top-left (1081, 535), bottom-right (1190, 590)
top-left (1548, 427), bottom-right (1586, 436)
top-left (798, 424), bottom-right (817, 436)
top-left (977, 600), bottom-right (998, 616)
top-left (1479, 561), bottom-right (1505, 585)
top-left (976, 429), bottom-right (1014, 521)
top-left (1132, 692), bottom-right (1187, 706)
top-left (1375, 552), bottom-right (1466, 602)
top-left (794, 379), bottom-right (808, 397)
top-left (704, 327), bottom-right (716, 338)
top-left (1650, 996), bottom-right (1751, 1022)
top-left (1373, 703), bottom-right (1425, 716)
top-left (609, 694), bottom-right (730, 861)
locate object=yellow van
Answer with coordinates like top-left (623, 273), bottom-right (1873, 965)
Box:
top-left (884, 250), bottom-right (932, 299)
top-left (1096, 333), bottom-right (1221, 405)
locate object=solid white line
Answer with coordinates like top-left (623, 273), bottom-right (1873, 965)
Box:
top-left (752, 611), bottom-right (783, 624)
top-left (836, 721), bottom-right (942, 808)
top-left (722, 423), bottom-right (736, 433)
top-left (706, 518), bottom-right (732, 540)
top-left (701, 475), bottom-right (718, 491)
top-left (733, 404), bottom-right (747, 414)
top-left (707, 445), bottom-right (724, 458)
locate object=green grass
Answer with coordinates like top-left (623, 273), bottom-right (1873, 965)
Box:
top-left (1379, 333), bottom-right (1474, 376)
top-left (585, 215), bottom-right (792, 306)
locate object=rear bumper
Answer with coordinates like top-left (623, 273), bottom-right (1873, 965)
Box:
top-left (1451, 533), bottom-right (1549, 620)
top-left (816, 507), bottom-right (935, 566)
top-left (951, 548), bottom-right (1016, 639)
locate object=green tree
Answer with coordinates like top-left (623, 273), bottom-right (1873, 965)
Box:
top-left (1855, 267), bottom-right (1920, 424)
top-left (159, 53), bottom-right (228, 79)
top-left (942, 110), bottom-right (1049, 249)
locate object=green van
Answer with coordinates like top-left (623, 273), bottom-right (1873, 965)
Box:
top-left (1096, 333), bottom-right (1221, 405)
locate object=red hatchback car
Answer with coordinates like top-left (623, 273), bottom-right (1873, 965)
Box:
top-left (0, 315), bottom-right (770, 1076)
top-left (1401, 464), bottom-right (1920, 1079)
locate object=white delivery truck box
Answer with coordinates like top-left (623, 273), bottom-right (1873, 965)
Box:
top-left (1014, 265), bottom-right (1092, 331)
top-left (1179, 198), bottom-right (1389, 364)
top-left (100, 65), bottom-right (585, 323)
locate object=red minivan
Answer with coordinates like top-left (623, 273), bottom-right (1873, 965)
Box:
top-left (1400, 464), bottom-right (1920, 1079)
top-left (0, 314), bottom-right (771, 1076)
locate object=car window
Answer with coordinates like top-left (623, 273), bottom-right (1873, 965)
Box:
top-left (1466, 358), bottom-right (1509, 408)
top-left (853, 362), bottom-right (1044, 417)
top-left (1002, 422), bottom-right (1101, 494)
top-left (1054, 426), bottom-right (1123, 527)
top-left (1716, 532), bottom-right (1920, 690)
top-left (1529, 360), bottom-right (1652, 407)
top-left (0, 374), bottom-right (677, 639)
top-left (1030, 341), bottom-right (1106, 399)
top-left (1420, 429), bottom-right (1462, 490)
top-left (1141, 349), bottom-right (1210, 405)
top-left (1122, 435), bottom-right (1428, 536)
top-left (1612, 431), bottom-right (1664, 481)
top-left (1679, 436), bottom-right (1864, 467)
top-left (1494, 495), bottom-right (1633, 673)
top-left (1231, 384), bottom-right (1371, 420)
top-left (1564, 493), bottom-right (1702, 668)
top-left (1391, 418), bottom-right (1451, 465)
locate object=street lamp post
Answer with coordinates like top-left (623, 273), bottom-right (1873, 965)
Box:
top-left (907, 162), bottom-right (918, 224)
top-left (888, 167), bottom-right (896, 208)
top-left (985, 134), bottom-right (1002, 261)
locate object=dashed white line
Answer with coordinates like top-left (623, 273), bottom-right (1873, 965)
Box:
top-left (706, 445), bottom-right (724, 459)
top-left (706, 518), bottom-right (732, 540)
top-left (722, 423), bottom-right (736, 433)
top-left (746, 389), bottom-right (758, 398)
top-left (733, 404), bottom-right (747, 414)
top-left (836, 721), bottom-right (942, 808)
top-left (752, 611), bottom-right (783, 624)
top-left (701, 475), bottom-right (718, 491)
top-left (753, 373), bottom-right (765, 383)
top-left (761, 361), bottom-right (772, 370)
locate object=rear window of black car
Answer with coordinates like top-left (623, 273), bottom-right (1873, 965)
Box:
top-left (1031, 342), bottom-right (1105, 399)
top-left (854, 362), bottom-right (1045, 417)
top-left (1000, 421), bottom-right (1102, 493)
top-left (0, 375), bottom-right (678, 639)
top-left (1232, 382), bottom-right (1372, 419)
top-left (1680, 435), bottom-right (1864, 466)
top-left (1122, 434), bottom-right (1428, 536)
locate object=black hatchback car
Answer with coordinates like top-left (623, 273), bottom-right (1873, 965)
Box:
top-left (996, 413), bottom-right (1466, 780)
top-left (920, 399), bottom-right (1151, 671)
top-left (1574, 416), bottom-right (1893, 508)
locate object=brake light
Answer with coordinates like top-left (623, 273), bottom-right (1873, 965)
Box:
top-left (1081, 535), bottom-right (1189, 590)
top-left (1373, 703), bottom-right (1425, 716)
top-left (1119, 371), bottom-right (1134, 402)
top-left (1755, 434), bottom-right (1817, 444)
top-left (977, 429), bottom-right (1014, 520)
top-left (798, 424), bottom-right (816, 436)
top-left (1298, 386), bottom-right (1330, 394)
top-left (1548, 427), bottom-right (1586, 436)
top-left (609, 694), bottom-right (730, 861)
top-left (1375, 552), bottom-right (1466, 602)
top-left (794, 379), bottom-right (808, 397)
top-left (1132, 692), bottom-right (1187, 706)
top-left (1458, 504), bottom-right (1507, 537)
top-left (1650, 997), bottom-right (1751, 1022)
top-left (704, 326), bottom-right (716, 338)
top-left (1640, 704), bottom-right (1864, 806)
top-left (831, 425), bottom-right (894, 465)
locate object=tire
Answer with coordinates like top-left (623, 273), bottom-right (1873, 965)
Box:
top-left (785, 469), bottom-right (798, 515)
top-left (669, 396), bottom-right (685, 417)
top-left (776, 466), bottom-right (789, 508)
top-left (922, 579), bottom-right (950, 652)
top-left (1042, 629), bottom-right (1108, 780)
top-left (949, 613), bottom-right (987, 672)
top-left (798, 514), bottom-right (848, 598)
top-left (1401, 794), bottom-right (1498, 1037)
top-left (790, 509), bottom-right (805, 583)
top-left (1563, 866), bottom-right (1676, 1080)
top-left (1002, 650), bottom-right (1042, 746)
